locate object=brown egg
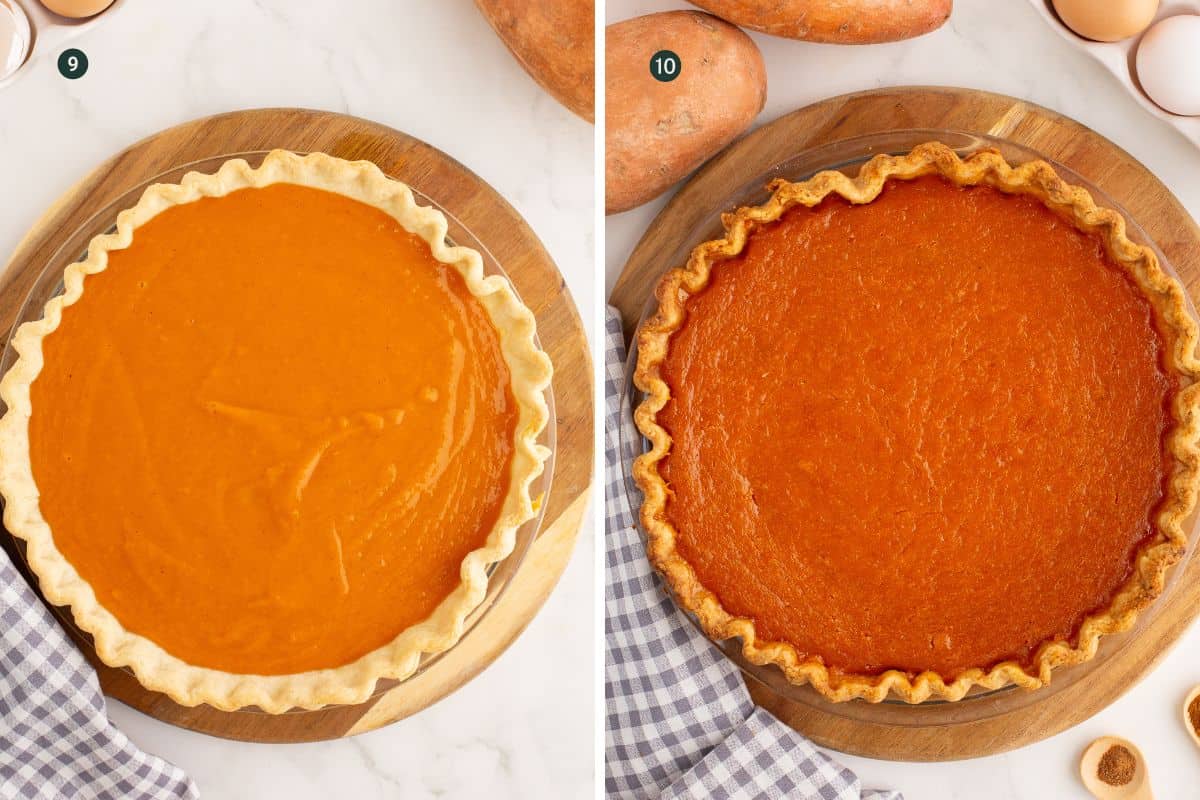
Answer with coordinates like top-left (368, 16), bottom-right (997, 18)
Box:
top-left (38, 0), bottom-right (115, 19)
top-left (1052, 0), bottom-right (1159, 42)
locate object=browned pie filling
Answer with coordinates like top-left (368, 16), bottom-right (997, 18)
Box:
top-left (657, 175), bottom-right (1176, 678)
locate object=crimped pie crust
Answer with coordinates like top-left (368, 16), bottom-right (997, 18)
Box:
top-left (632, 142), bottom-right (1200, 704)
top-left (0, 150), bottom-right (553, 713)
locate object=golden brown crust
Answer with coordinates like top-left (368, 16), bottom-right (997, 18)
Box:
top-left (632, 141), bottom-right (1200, 703)
top-left (0, 150), bottom-right (553, 712)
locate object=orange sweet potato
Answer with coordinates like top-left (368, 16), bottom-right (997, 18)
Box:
top-left (606, 11), bottom-right (766, 215)
top-left (686, 0), bottom-right (952, 43)
top-left (475, 0), bottom-right (595, 122)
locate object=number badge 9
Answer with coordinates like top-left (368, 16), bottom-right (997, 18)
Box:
top-left (58, 48), bottom-right (88, 80)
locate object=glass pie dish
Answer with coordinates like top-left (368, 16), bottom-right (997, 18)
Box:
top-left (616, 129), bottom-right (1200, 726)
top-left (0, 150), bottom-right (556, 714)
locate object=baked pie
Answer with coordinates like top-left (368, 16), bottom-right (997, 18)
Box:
top-left (633, 142), bottom-right (1200, 703)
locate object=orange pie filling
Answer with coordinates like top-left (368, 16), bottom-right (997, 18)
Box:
top-left (29, 183), bottom-right (517, 675)
top-left (658, 176), bottom-right (1177, 679)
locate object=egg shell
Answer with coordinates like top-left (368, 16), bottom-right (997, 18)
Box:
top-left (1052, 0), bottom-right (1159, 42)
top-left (38, 0), bottom-right (114, 20)
top-left (1136, 14), bottom-right (1200, 116)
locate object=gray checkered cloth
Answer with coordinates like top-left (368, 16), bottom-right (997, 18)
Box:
top-left (1, 550), bottom-right (197, 798)
top-left (604, 307), bottom-right (901, 800)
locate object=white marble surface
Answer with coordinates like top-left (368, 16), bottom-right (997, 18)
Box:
top-left (605, 1), bottom-right (1200, 797)
top-left (0, 2), bottom-right (594, 799)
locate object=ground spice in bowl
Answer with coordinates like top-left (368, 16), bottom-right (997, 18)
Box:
top-left (1189, 693), bottom-right (1200, 738)
top-left (1097, 744), bottom-right (1136, 787)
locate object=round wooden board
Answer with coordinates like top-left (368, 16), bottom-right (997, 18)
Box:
top-left (609, 86), bottom-right (1200, 761)
top-left (0, 108), bottom-right (593, 743)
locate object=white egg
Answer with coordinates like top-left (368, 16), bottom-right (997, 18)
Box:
top-left (1136, 15), bottom-right (1200, 116)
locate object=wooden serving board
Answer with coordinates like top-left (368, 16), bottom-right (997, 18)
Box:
top-left (610, 86), bottom-right (1200, 761)
top-left (0, 109), bottom-right (592, 743)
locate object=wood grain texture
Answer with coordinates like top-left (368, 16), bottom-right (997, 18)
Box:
top-left (610, 86), bottom-right (1200, 761)
top-left (0, 108), bottom-right (593, 743)
top-left (348, 490), bottom-right (590, 735)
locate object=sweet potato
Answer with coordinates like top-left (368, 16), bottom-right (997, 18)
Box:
top-left (475, 0), bottom-right (595, 122)
top-left (606, 11), bottom-right (766, 215)
top-left (686, 0), bottom-right (952, 43)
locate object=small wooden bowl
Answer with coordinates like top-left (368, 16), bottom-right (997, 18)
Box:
top-left (1080, 737), bottom-right (1152, 799)
top-left (1183, 685), bottom-right (1200, 748)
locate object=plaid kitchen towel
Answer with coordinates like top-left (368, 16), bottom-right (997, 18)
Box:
top-left (1, 550), bottom-right (197, 799)
top-left (604, 306), bottom-right (901, 800)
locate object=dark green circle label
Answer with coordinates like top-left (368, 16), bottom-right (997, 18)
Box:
top-left (57, 49), bottom-right (88, 80)
top-left (649, 50), bottom-right (680, 82)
